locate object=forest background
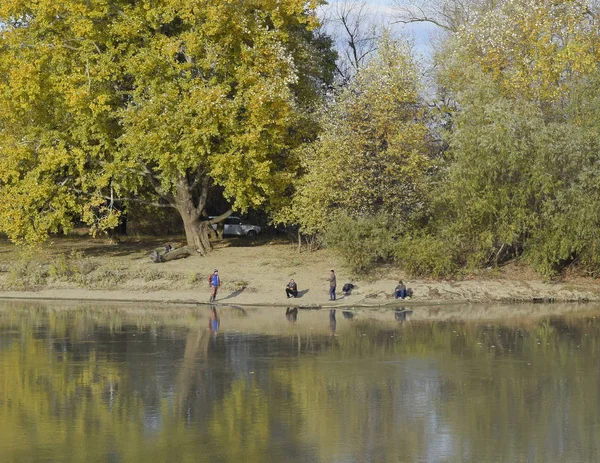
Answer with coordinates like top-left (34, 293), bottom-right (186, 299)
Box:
top-left (1, 0), bottom-right (600, 280)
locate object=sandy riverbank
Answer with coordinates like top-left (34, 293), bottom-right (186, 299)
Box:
top-left (1, 237), bottom-right (599, 307)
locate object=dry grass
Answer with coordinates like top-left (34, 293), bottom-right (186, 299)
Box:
top-left (0, 233), bottom-right (299, 292)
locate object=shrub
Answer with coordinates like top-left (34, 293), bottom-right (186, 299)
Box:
top-left (394, 233), bottom-right (459, 277)
top-left (324, 213), bottom-right (398, 274)
top-left (187, 272), bottom-right (204, 285)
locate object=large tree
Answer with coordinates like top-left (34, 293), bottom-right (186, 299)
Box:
top-left (0, 0), bottom-right (335, 253)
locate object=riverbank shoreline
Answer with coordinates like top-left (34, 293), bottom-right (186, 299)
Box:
top-left (0, 281), bottom-right (597, 309)
top-left (1, 237), bottom-right (600, 308)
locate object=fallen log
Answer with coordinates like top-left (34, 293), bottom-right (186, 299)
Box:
top-left (150, 246), bottom-right (191, 263)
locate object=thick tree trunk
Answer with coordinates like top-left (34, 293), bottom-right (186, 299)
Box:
top-left (180, 214), bottom-right (212, 256)
top-left (172, 175), bottom-right (231, 256)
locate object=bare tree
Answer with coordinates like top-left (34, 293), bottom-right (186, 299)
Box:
top-left (319, 0), bottom-right (382, 83)
top-left (391, 0), bottom-right (502, 33)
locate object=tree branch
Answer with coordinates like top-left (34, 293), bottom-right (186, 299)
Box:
top-left (137, 166), bottom-right (175, 205)
top-left (197, 176), bottom-right (211, 213)
top-left (391, 16), bottom-right (452, 31)
top-left (208, 209), bottom-right (233, 225)
top-left (73, 188), bottom-right (175, 209)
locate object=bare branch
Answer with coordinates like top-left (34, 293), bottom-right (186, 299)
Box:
top-left (322, 0), bottom-right (382, 82)
top-left (391, 16), bottom-right (453, 31)
top-left (136, 165), bottom-right (176, 205)
top-left (391, 0), bottom-right (500, 33)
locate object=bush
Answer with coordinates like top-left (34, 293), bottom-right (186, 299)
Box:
top-left (394, 234), bottom-right (459, 277)
top-left (85, 268), bottom-right (128, 288)
top-left (324, 213), bottom-right (398, 274)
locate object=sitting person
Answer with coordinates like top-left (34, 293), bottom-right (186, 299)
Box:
top-left (342, 283), bottom-right (355, 297)
top-left (394, 280), bottom-right (407, 299)
top-left (286, 279), bottom-right (298, 298)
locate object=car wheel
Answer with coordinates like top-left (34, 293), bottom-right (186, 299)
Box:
top-left (246, 230), bottom-right (257, 238)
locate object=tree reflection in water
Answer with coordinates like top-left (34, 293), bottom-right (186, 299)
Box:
top-left (1, 301), bottom-right (600, 462)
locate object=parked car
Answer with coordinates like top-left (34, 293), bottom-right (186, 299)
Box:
top-left (209, 216), bottom-right (261, 237)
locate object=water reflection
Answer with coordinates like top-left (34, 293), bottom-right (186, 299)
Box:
top-left (342, 310), bottom-right (354, 320)
top-left (209, 306), bottom-right (220, 334)
top-left (329, 309), bottom-right (336, 336)
top-left (394, 307), bottom-right (413, 323)
top-left (285, 307), bottom-right (298, 323)
top-left (1, 301), bottom-right (600, 462)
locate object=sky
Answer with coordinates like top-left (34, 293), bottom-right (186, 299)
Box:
top-left (319, 0), bottom-right (440, 61)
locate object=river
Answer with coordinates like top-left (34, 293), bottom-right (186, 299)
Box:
top-left (1, 300), bottom-right (599, 462)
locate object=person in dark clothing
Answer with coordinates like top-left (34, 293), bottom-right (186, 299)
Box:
top-left (286, 279), bottom-right (298, 298)
top-left (328, 270), bottom-right (337, 301)
top-left (394, 280), bottom-right (407, 299)
top-left (342, 283), bottom-right (354, 297)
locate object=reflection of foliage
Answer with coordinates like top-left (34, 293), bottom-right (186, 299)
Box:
top-left (207, 379), bottom-right (271, 462)
top-left (1, 305), bottom-right (600, 461)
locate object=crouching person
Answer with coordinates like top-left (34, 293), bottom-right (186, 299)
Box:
top-left (286, 279), bottom-right (298, 298)
top-left (394, 280), bottom-right (407, 299)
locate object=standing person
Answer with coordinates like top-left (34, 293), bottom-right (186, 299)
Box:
top-left (286, 279), bottom-right (298, 298)
top-left (394, 280), bottom-right (407, 299)
top-left (328, 269), bottom-right (337, 301)
top-left (208, 269), bottom-right (221, 303)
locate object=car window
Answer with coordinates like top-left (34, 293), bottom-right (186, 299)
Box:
top-left (225, 217), bottom-right (242, 225)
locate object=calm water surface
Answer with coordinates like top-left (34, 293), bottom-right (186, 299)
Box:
top-left (1, 301), bottom-right (600, 463)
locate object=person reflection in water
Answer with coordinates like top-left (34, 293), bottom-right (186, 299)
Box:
top-left (394, 307), bottom-right (413, 323)
top-left (286, 307), bottom-right (298, 323)
top-left (209, 306), bottom-right (220, 334)
top-left (329, 309), bottom-right (337, 336)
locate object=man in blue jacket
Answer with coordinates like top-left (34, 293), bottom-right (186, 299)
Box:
top-left (208, 269), bottom-right (221, 303)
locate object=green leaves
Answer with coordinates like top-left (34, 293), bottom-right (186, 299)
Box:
top-left (282, 35), bottom-right (433, 236)
top-left (436, 64), bottom-right (600, 276)
top-left (0, 0), bottom-right (334, 247)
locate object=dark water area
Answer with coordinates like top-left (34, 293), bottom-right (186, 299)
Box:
top-left (1, 300), bottom-right (600, 462)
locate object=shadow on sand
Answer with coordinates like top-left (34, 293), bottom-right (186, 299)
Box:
top-left (219, 287), bottom-right (246, 301)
